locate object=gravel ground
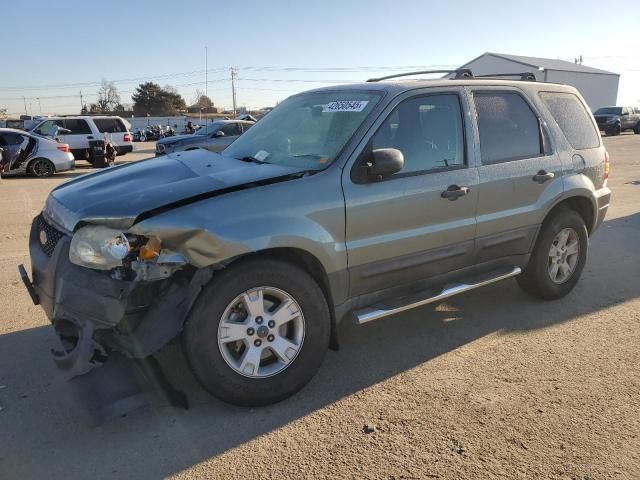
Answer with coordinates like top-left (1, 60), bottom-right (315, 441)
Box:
top-left (0, 138), bottom-right (638, 479)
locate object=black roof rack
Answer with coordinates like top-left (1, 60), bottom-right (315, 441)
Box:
top-left (366, 69), bottom-right (537, 83)
top-left (473, 72), bottom-right (537, 81)
top-left (366, 69), bottom-right (473, 82)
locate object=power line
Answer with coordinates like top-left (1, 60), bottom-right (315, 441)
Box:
top-left (0, 64), bottom-right (459, 91)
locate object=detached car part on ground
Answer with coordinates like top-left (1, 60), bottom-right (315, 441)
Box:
top-left (20, 74), bottom-right (611, 422)
top-left (0, 128), bottom-right (75, 177)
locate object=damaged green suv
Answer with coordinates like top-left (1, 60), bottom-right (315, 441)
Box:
top-left (20, 71), bottom-right (611, 417)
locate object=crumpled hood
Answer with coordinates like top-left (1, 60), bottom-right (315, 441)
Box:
top-left (45, 150), bottom-right (305, 232)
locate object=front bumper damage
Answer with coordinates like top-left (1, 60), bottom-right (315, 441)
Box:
top-left (21, 214), bottom-right (212, 424)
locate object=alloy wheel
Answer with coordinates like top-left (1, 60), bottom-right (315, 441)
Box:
top-left (31, 159), bottom-right (53, 177)
top-left (217, 286), bottom-right (305, 378)
top-left (548, 228), bottom-right (580, 284)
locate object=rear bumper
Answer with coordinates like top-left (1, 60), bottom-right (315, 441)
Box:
top-left (55, 155), bottom-right (75, 172)
top-left (593, 186), bottom-right (611, 232)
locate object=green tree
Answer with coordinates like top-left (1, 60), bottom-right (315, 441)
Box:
top-left (132, 82), bottom-right (187, 116)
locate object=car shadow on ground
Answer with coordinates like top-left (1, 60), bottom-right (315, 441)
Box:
top-left (1, 212), bottom-right (638, 479)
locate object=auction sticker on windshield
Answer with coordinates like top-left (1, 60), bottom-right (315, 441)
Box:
top-left (323, 100), bottom-right (369, 113)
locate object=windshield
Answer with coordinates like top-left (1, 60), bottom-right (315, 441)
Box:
top-left (594, 107), bottom-right (622, 115)
top-left (223, 91), bottom-right (381, 170)
top-left (195, 123), bottom-right (223, 135)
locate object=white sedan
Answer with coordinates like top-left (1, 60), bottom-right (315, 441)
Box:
top-left (0, 128), bottom-right (75, 178)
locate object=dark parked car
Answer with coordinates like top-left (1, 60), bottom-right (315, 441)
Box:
top-left (593, 106), bottom-right (640, 135)
top-left (20, 71), bottom-right (611, 421)
top-left (155, 120), bottom-right (254, 156)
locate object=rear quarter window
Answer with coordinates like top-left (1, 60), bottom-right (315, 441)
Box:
top-left (93, 118), bottom-right (127, 133)
top-left (539, 92), bottom-right (600, 150)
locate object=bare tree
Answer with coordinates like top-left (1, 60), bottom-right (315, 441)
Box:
top-left (95, 79), bottom-right (121, 113)
top-left (163, 85), bottom-right (179, 95)
top-left (191, 89), bottom-right (204, 106)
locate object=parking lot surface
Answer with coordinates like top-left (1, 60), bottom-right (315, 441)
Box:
top-left (1, 138), bottom-right (638, 479)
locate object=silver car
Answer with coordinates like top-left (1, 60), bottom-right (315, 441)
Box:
top-left (0, 128), bottom-right (75, 177)
top-left (155, 120), bottom-right (254, 156)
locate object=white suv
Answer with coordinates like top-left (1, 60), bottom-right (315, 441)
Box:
top-left (31, 116), bottom-right (133, 162)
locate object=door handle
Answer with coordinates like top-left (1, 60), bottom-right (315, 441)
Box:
top-left (532, 170), bottom-right (554, 184)
top-left (441, 184), bottom-right (470, 201)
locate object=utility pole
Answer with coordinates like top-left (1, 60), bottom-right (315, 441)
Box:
top-left (230, 67), bottom-right (237, 117)
top-left (23, 96), bottom-right (27, 116)
top-left (37, 98), bottom-right (42, 115)
top-left (80, 91), bottom-right (84, 113)
top-left (204, 46), bottom-right (208, 128)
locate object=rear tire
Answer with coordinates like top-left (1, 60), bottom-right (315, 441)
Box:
top-left (183, 259), bottom-right (331, 407)
top-left (517, 207), bottom-right (588, 300)
top-left (634, 122), bottom-right (640, 134)
top-left (27, 158), bottom-right (55, 178)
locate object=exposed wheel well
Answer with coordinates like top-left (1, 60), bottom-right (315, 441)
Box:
top-left (546, 196), bottom-right (595, 234)
top-left (228, 247), bottom-right (339, 350)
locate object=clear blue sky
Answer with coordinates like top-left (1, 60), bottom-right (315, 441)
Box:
top-left (2, 0), bottom-right (638, 115)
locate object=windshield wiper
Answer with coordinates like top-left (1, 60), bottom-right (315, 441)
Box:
top-left (291, 153), bottom-right (324, 159)
top-left (239, 156), bottom-right (268, 164)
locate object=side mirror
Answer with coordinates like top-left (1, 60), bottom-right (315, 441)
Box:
top-left (214, 130), bottom-right (225, 137)
top-left (365, 148), bottom-right (404, 181)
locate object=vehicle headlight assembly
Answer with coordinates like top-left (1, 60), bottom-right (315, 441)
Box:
top-left (69, 225), bottom-right (131, 270)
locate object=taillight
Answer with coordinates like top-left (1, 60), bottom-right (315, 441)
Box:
top-left (123, 133), bottom-right (132, 142)
top-left (57, 144), bottom-right (70, 153)
top-left (604, 150), bottom-right (610, 180)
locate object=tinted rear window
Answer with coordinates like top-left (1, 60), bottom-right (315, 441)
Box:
top-left (62, 119), bottom-right (92, 134)
top-left (540, 92), bottom-right (600, 150)
top-left (474, 92), bottom-right (541, 164)
top-left (94, 118), bottom-right (127, 133)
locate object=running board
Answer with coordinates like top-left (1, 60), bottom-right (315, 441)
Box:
top-left (354, 266), bottom-right (521, 324)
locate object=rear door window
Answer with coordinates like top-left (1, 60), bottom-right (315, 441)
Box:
top-left (539, 92), bottom-right (600, 150)
top-left (62, 119), bottom-right (92, 134)
top-left (473, 92), bottom-right (542, 164)
top-left (94, 118), bottom-right (127, 133)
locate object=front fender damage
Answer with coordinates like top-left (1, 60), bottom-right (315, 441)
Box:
top-left (48, 240), bottom-right (214, 424)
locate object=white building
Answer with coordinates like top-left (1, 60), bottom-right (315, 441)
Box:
top-left (455, 52), bottom-right (619, 111)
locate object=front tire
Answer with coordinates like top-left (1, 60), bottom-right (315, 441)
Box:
top-left (634, 122), bottom-right (640, 134)
top-left (517, 207), bottom-right (588, 300)
top-left (610, 123), bottom-right (621, 136)
top-left (183, 259), bottom-right (331, 406)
